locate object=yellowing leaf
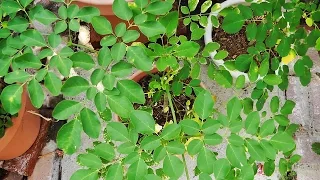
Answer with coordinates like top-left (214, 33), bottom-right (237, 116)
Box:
top-left (306, 18), bottom-right (313, 27)
top-left (281, 49), bottom-right (296, 65)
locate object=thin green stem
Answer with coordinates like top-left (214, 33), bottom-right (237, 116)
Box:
top-left (182, 154), bottom-right (190, 180)
top-left (166, 87), bottom-right (177, 124)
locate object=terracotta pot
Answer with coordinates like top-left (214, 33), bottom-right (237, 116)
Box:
top-left (72, 0), bottom-right (148, 46)
top-left (0, 89), bottom-right (41, 160)
top-left (115, 67), bottom-right (206, 121)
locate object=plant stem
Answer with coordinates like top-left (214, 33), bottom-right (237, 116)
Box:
top-left (182, 154), bottom-right (190, 180)
top-left (166, 87), bottom-right (177, 124)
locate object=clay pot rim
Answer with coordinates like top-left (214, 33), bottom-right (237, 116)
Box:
top-left (0, 88), bottom-right (28, 152)
top-left (115, 67), bottom-right (207, 121)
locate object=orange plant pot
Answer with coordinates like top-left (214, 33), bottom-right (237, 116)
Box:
top-left (72, 0), bottom-right (149, 45)
top-left (0, 89), bottom-right (41, 160)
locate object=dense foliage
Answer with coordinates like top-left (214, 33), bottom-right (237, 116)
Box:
top-left (0, 0), bottom-right (319, 179)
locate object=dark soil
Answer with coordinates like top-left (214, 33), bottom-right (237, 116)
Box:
top-left (212, 25), bottom-right (249, 60)
top-left (134, 73), bottom-right (195, 126)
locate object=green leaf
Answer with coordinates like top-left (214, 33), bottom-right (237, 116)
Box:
top-left (35, 9), bottom-right (58, 25)
top-left (90, 69), bottom-right (105, 85)
top-left (197, 147), bottom-right (215, 174)
top-left (127, 159), bottom-right (148, 180)
top-left (276, 38), bottom-right (290, 57)
top-left (246, 139), bottom-right (266, 161)
top-left (118, 142), bottom-right (135, 154)
top-left (111, 61), bottom-right (132, 77)
top-left (67, 4), bottom-right (79, 19)
top-left (94, 92), bottom-right (107, 112)
top-left (101, 35), bottom-right (117, 46)
top-left (4, 70), bottom-right (30, 84)
top-left (94, 143), bottom-right (115, 161)
top-left (188, 0), bottom-right (199, 11)
top-left (245, 111), bottom-right (260, 135)
top-left (19, 0), bottom-right (33, 7)
top-left (274, 115), bottom-right (289, 126)
top-left (20, 30), bottom-right (46, 47)
top-left (70, 52), bottom-right (95, 70)
top-left (77, 153), bottom-right (102, 169)
top-left (226, 144), bottom-right (247, 168)
top-left (235, 54), bottom-right (252, 72)
top-left (159, 11), bottom-right (179, 36)
top-left (98, 47), bottom-right (112, 66)
top-left (70, 169), bottom-right (98, 180)
top-left (77, 7), bottom-right (100, 23)
top-left (201, 118), bottom-right (221, 134)
top-left (127, 46), bottom-right (153, 71)
top-left (163, 155), bottom-right (184, 178)
top-left (0, 85), bottom-right (23, 115)
top-left (135, 0), bottom-right (148, 8)
top-left (28, 79), bottom-right (44, 109)
top-left (194, 90), bottom-right (214, 119)
top-left (138, 21), bottom-right (166, 38)
top-left (107, 95), bottom-right (134, 118)
top-left (166, 141), bottom-right (185, 154)
top-left (53, 100), bottom-right (82, 120)
top-left (102, 74), bottom-right (115, 90)
top-left (175, 41), bottom-right (200, 57)
top-left (160, 123), bottom-right (181, 140)
top-left (214, 70), bottom-right (233, 88)
top-left (112, 0), bottom-right (133, 21)
top-left (58, 6), bottom-right (67, 19)
top-left (201, 0), bottom-right (212, 13)
top-left (1, 1), bottom-right (21, 14)
top-left (228, 134), bottom-right (244, 146)
top-left (130, 110), bottom-right (155, 134)
top-left (123, 30), bottom-right (140, 43)
top-left (7, 17), bottom-right (29, 33)
top-left (54, 21), bottom-right (68, 34)
top-left (264, 160), bottom-right (275, 176)
top-left (107, 122), bottom-right (130, 142)
top-left (50, 56), bottom-right (72, 76)
top-left (222, 12), bottom-right (245, 34)
top-left (57, 120), bottom-right (82, 154)
top-left (270, 96), bottom-right (279, 113)
top-left (115, 23), bottom-right (126, 37)
top-left (140, 135), bottom-right (161, 151)
top-left (48, 33), bottom-right (62, 48)
top-left (80, 108), bottom-right (101, 138)
top-left (44, 72), bottom-right (62, 96)
top-left (263, 74), bottom-right (282, 85)
top-left (312, 142), bottom-right (320, 155)
top-left (213, 159), bottom-right (231, 179)
top-left (152, 146), bottom-right (166, 163)
top-left (280, 100), bottom-right (295, 115)
top-left (111, 42), bottom-right (126, 62)
top-left (180, 119), bottom-right (200, 135)
top-left (260, 140), bottom-right (276, 160)
top-left (235, 75), bottom-right (245, 89)
top-left (146, 1), bottom-right (172, 15)
top-left (270, 132), bottom-right (295, 153)
top-left (106, 163), bottom-right (123, 180)
top-left (69, 19), bottom-right (80, 32)
top-left (246, 23), bottom-right (257, 41)
top-left (61, 76), bottom-right (90, 96)
top-left (187, 139), bottom-right (203, 155)
top-left (259, 119), bottom-right (275, 137)
top-left (92, 16), bottom-right (112, 35)
top-left (204, 133), bottom-right (223, 145)
top-left (227, 97), bottom-right (242, 121)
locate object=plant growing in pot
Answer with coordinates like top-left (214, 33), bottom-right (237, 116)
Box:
top-left (204, 0), bottom-right (319, 92)
top-left (38, 0), bottom-right (302, 179)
